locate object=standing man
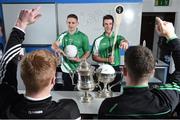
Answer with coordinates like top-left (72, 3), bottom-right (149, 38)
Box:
top-left (51, 14), bottom-right (90, 91)
top-left (92, 15), bottom-right (128, 91)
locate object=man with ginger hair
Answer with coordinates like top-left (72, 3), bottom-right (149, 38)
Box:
top-left (0, 7), bottom-right (80, 119)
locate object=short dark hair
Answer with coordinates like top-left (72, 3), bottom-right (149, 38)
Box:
top-left (125, 46), bottom-right (155, 81)
top-left (103, 15), bottom-right (114, 26)
top-left (67, 14), bottom-right (78, 21)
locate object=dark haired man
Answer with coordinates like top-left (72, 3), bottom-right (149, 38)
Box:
top-left (92, 15), bottom-right (128, 91)
top-left (98, 18), bottom-right (180, 119)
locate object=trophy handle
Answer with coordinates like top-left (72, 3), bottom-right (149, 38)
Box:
top-left (95, 81), bottom-right (102, 91)
top-left (108, 80), bottom-right (121, 91)
top-left (94, 70), bottom-right (102, 90)
top-left (108, 72), bottom-right (123, 91)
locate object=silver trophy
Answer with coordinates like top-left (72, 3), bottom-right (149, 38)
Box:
top-left (96, 64), bottom-right (116, 98)
top-left (77, 60), bottom-right (95, 103)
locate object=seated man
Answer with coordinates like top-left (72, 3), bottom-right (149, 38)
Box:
top-left (0, 7), bottom-right (80, 119)
top-left (98, 18), bottom-right (180, 119)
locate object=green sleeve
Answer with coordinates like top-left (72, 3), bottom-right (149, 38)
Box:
top-left (117, 35), bottom-right (125, 45)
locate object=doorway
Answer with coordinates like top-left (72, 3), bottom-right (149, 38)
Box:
top-left (140, 12), bottom-right (175, 60)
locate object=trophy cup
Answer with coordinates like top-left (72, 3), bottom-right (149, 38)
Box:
top-left (96, 64), bottom-right (116, 98)
top-left (77, 60), bottom-right (95, 103)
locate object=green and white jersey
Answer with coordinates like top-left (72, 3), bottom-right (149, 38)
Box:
top-left (57, 29), bottom-right (89, 73)
top-left (92, 32), bottom-right (125, 66)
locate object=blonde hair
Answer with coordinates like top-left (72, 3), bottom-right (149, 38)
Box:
top-left (21, 50), bottom-right (58, 92)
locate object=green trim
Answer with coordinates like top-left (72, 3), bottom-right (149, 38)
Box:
top-left (109, 103), bottom-right (118, 113)
top-left (158, 88), bottom-right (180, 92)
top-left (158, 82), bottom-right (180, 91)
top-left (115, 109), bottom-right (171, 117)
top-left (159, 82), bottom-right (180, 89)
top-left (108, 104), bottom-right (171, 116)
top-left (167, 34), bottom-right (178, 43)
top-left (125, 85), bottom-right (148, 88)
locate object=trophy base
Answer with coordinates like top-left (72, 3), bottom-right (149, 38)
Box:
top-left (96, 90), bottom-right (113, 98)
top-left (80, 93), bottom-right (93, 103)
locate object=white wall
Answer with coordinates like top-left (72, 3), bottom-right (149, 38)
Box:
top-left (142, 0), bottom-right (180, 37)
top-left (3, 4), bottom-right (57, 44)
top-left (58, 3), bottom-right (142, 45)
top-left (3, 3), bottom-right (143, 46)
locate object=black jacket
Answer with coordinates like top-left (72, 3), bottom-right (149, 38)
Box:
top-left (98, 38), bottom-right (180, 119)
top-left (6, 95), bottom-right (80, 119)
top-left (167, 38), bottom-right (180, 81)
top-left (0, 28), bottom-right (80, 119)
top-left (98, 86), bottom-right (179, 119)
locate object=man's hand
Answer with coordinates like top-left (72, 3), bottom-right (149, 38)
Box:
top-left (155, 17), bottom-right (177, 40)
top-left (15, 7), bottom-right (42, 31)
top-left (120, 40), bottom-right (128, 50)
top-left (69, 57), bottom-right (81, 63)
top-left (51, 41), bottom-right (66, 57)
top-left (54, 49), bottom-right (66, 58)
top-left (108, 56), bottom-right (114, 64)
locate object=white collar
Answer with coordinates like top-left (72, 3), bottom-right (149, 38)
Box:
top-left (24, 94), bottom-right (51, 101)
top-left (14, 26), bottom-right (25, 33)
